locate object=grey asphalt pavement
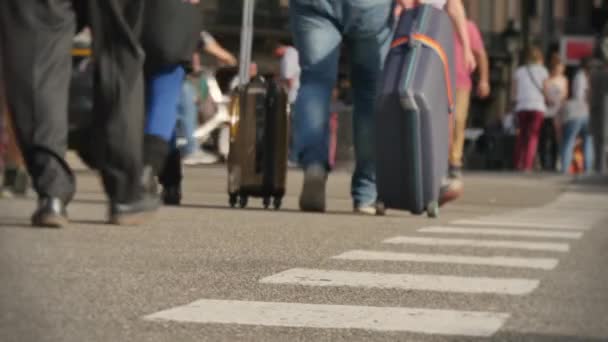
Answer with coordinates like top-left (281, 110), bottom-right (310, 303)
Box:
top-left (1, 163), bottom-right (607, 342)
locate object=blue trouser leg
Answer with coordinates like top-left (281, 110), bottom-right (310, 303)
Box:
top-left (145, 65), bottom-right (185, 142)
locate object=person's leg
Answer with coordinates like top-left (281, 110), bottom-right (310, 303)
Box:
top-left (449, 88), bottom-right (472, 176)
top-left (159, 143), bottom-right (182, 205)
top-left (345, 0), bottom-right (392, 212)
top-left (177, 81), bottom-right (200, 158)
top-left (0, 0), bottom-right (76, 227)
top-left (87, 0), bottom-right (157, 224)
top-left (560, 119), bottom-right (579, 174)
top-left (143, 65), bottom-right (185, 183)
top-left (290, 0), bottom-right (342, 212)
top-left (579, 117), bottom-right (595, 173)
top-left (513, 111), bottom-right (529, 171)
top-left (538, 117), bottom-right (551, 170)
top-left (3, 113), bottom-right (29, 195)
top-left (523, 111), bottom-right (545, 170)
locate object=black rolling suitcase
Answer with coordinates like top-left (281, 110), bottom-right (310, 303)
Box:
top-left (375, 5), bottom-right (455, 218)
top-left (227, 0), bottom-right (289, 209)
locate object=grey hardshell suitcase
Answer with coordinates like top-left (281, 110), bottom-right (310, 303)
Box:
top-left (375, 5), bottom-right (455, 218)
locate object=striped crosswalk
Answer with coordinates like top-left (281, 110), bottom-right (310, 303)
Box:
top-left (145, 299), bottom-right (510, 337)
top-left (383, 236), bottom-right (571, 252)
top-left (419, 226), bottom-right (584, 239)
top-left (144, 193), bottom-right (606, 338)
top-left (333, 250), bottom-right (560, 270)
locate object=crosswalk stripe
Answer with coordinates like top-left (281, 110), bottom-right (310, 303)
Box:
top-left (260, 268), bottom-right (539, 295)
top-left (332, 250), bottom-right (560, 270)
top-left (144, 299), bottom-right (510, 337)
top-left (383, 236), bottom-right (570, 252)
top-left (451, 219), bottom-right (590, 231)
top-left (419, 226), bottom-right (583, 239)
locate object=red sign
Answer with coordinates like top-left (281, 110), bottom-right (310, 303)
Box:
top-left (560, 36), bottom-right (595, 65)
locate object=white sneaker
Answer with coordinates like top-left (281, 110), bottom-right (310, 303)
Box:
top-left (183, 150), bottom-right (219, 166)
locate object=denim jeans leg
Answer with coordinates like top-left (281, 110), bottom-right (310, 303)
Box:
top-left (346, 2), bottom-right (392, 207)
top-left (177, 82), bottom-right (198, 157)
top-left (580, 117), bottom-right (595, 173)
top-left (290, 2), bottom-right (342, 169)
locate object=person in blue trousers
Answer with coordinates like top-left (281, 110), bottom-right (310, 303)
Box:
top-left (559, 59), bottom-right (594, 174)
top-left (143, 65), bottom-right (187, 205)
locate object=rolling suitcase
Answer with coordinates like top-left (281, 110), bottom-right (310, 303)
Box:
top-left (375, 5), bottom-right (455, 218)
top-left (227, 0), bottom-right (289, 209)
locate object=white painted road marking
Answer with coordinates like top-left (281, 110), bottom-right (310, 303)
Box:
top-left (144, 299), bottom-right (510, 337)
top-left (333, 250), bottom-right (560, 270)
top-left (452, 219), bottom-right (589, 231)
top-left (260, 268), bottom-right (539, 295)
top-left (419, 226), bottom-right (583, 240)
top-left (383, 236), bottom-right (570, 252)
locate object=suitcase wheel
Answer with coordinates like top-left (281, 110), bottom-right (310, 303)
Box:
top-left (263, 197), bottom-right (271, 210)
top-left (426, 201), bottom-right (439, 218)
top-left (272, 197), bottom-right (282, 210)
top-left (229, 193), bottom-right (238, 208)
top-left (239, 195), bottom-right (249, 209)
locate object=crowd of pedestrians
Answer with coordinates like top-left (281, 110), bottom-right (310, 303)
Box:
top-left (0, 0), bottom-right (599, 228)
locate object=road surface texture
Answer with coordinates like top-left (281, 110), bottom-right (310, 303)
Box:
top-left (1, 159), bottom-right (607, 342)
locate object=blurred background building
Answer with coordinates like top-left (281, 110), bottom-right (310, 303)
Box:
top-left (201, 0), bottom-right (606, 121)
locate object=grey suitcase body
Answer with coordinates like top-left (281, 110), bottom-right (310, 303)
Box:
top-left (376, 5), bottom-right (455, 217)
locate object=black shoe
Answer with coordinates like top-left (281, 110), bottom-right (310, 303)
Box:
top-left (109, 195), bottom-right (159, 226)
top-left (31, 197), bottom-right (68, 228)
top-left (162, 185), bottom-right (182, 206)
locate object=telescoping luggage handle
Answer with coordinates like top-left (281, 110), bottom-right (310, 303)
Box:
top-left (238, 0), bottom-right (256, 87)
top-left (390, 33), bottom-right (454, 114)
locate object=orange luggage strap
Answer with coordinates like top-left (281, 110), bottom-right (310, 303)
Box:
top-left (391, 33), bottom-right (454, 114)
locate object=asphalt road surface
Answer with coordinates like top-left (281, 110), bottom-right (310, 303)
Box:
top-left (1, 164), bottom-right (607, 342)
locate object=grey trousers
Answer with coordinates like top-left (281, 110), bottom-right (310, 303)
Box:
top-left (0, 0), bottom-right (146, 204)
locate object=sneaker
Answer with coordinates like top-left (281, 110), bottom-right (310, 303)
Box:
top-left (439, 177), bottom-right (464, 207)
top-left (183, 150), bottom-right (219, 166)
top-left (354, 202), bottom-right (386, 216)
top-left (299, 164), bottom-right (327, 212)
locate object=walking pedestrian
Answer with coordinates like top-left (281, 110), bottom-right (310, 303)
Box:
top-left (443, 19), bottom-right (490, 201)
top-left (0, 0), bottom-right (157, 227)
top-left (559, 58), bottom-right (594, 174)
top-left (512, 46), bottom-right (549, 172)
top-left (290, 0), bottom-right (474, 214)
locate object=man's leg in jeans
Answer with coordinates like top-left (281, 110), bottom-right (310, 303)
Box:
top-left (290, 1), bottom-right (342, 212)
top-left (0, 0), bottom-right (76, 227)
top-left (346, 2), bottom-right (392, 212)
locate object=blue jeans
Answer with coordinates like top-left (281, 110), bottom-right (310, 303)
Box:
top-left (561, 117), bottom-right (594, 174)
top-left (290, 0), bottom-right (393, 207)
top-left (175, 81), bottom-right (199, 156)
top-left (145, 65), bottom-right (186, 142)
